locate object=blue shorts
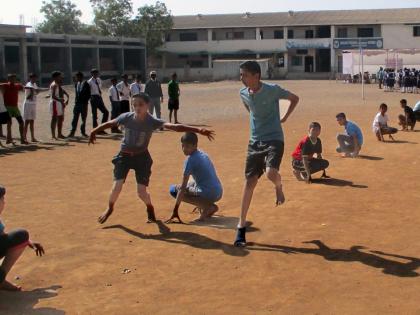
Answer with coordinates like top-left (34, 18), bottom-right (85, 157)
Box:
top-left (169, 183), bottom-right (222, 203)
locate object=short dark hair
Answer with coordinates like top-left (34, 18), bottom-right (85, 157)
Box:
top-left (309, 122), bottom-right (321, 129)
top-left (121, 74), bottom-right (128, 79)
top-left (111, 77), bottom-right (117, 82)
top-left (181, 132), bottom-right (198, 146)
top-left (29, 73), bottom-right (37, 79)
top-left (239, 60), bottom-right (261, 77)
top-left (336, 112), bottom-right (346, 120)
top-left (379, 103), bottom-right (388, 110)
top-left (172, 72), bottom-right (177, 78)
top-left (132, 92), bottom-right (150, 104)
top-left (0, 185), bottom-right (5, 199)
top-left (400, 99), bottom-right (407, 105)
top-left (52, 71), bottom-right (62, 79)
top-left (91, 69), bottom-right (99, 74)
top-left (75, 71), bottom-right (83, 77)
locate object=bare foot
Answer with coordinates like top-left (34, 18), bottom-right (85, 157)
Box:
top-left (31, 138), bottom-right (39, 143)
top-left (21, 139), bottom-right (29, 145)
top-left (58, 135), bottom-right (66, 139)
top-left (146, 205), bottom-right (157, 223)
top-left (0, 280), bottom-right (22, 291)
top-left (205, 204), bottom-right (219, 218)
top-left (276, 185), bottom-right (285, 206)
top-left (98, 208), bottom-right (113, 224)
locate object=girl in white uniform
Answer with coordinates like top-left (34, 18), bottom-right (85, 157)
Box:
top-left (49, 71), bottom-right (69, 139)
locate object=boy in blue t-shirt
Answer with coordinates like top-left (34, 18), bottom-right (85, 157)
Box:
top-left (166, 132), bottom-right (223, 223)
top-left (234, 61), bottom-right (300, 246)
top-left (336, 112), bottom-right (363, 158)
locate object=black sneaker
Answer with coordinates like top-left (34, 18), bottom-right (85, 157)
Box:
top-left (234, 227), bottom-right (247, 247)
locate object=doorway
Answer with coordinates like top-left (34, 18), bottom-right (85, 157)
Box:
top-left (305, 56), bottom-right (314, 72)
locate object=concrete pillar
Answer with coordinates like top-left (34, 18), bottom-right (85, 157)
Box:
top-left (19, 37), bottom-right (28, 81)
top-left (35, 36), bottom-right (41, 76)
top-left (0, 39), bottom-right (5, 79)
top-left (284, 52), bottom-right (289, 72)
top-left (65, 36), bottom-right (72, 83)
top-left (208, 53), bottom-right (212, 69)
top-left (118, 40), bottom-right (124, 74)
top-left (94, 38), bottom-right (100, 71)
top-left (284, 26), bottom-right (288, 39)
top-left (207, 29), bottom-right (212, 41)
top-left (256, 27), bottom-right (261, 40)
top-left (330, 25), bottom-right (336, 74)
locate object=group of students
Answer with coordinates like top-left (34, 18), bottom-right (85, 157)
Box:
top-left (377, 66), bottom-right (420, 93)
top-left (1, 60), bottom-right (420, 291)
top-left (0, 70), bottom-right (182, 147)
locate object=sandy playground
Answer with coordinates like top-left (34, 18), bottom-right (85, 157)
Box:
top-left (0, 80), bottom-right (420, 314)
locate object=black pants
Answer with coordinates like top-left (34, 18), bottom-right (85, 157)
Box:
top-left (120, 100), bottom-right (130, 114)
top-left (90, 95), bottom-right (109, 128)
top-left (70, 102), bottom-right (88, 134)
top-left (292, 159), bottom-right (329, 175)
top-left (111, 101), bottom-right (121, 132)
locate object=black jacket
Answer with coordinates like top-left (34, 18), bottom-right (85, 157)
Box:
top-left (75, 81), bottom-right (91, 104)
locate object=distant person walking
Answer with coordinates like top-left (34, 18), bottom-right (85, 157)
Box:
top-left (168, 73), bottom-right (180, 123)
top-left (88, 69), bottom-right (109, 133)
top-left (377, 67), bottom-right (384, 89)
top-left (144, 71), bottom-right (163, 119)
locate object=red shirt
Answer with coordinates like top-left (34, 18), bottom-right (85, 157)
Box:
top-left (291, 136), bottom-right (322, 161)
top-left (1, 82), bottom-right (23, 107)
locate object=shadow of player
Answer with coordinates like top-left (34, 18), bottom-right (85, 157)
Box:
top-left (310, 178), bottom-right (368, 188)
top-left (357, 155), bottom-right (384, 161)
top-left (248, 240), bottom-right (420, 277)
top-left (0, 285), bottom-right (64, 314)
top-left (103, 221), bottom-right (249, 257)
top-left (189, 216), bottom-right (260, 232)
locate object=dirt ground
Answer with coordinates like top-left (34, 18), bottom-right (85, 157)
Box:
top-left (0, 80), bottom-right (419, 314)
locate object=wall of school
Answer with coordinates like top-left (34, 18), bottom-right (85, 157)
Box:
top-left (382, 24), bottom-right (420, 49)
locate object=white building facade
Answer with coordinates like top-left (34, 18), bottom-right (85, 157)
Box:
top-left (151, 8), bottom-right (420, 81)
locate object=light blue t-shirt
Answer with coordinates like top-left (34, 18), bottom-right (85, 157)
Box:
top-left (345, 121), bottom-right (364, 146)
top-left (184, 150), bottom-right (223, 201)
top-left (240, 82), bottom-right (290, 142)
top-left (413, 101), bottom-right (420, 112)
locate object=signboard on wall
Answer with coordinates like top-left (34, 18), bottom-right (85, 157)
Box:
top-left (286, 40), bottom-right (330, 49)
top-left (333, 38), bottom-right (383, 50)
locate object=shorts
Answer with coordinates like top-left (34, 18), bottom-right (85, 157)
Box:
top-left (6, 106), bottom-right (22, 118)
top-left (168, 98), bottom-right (179, 110)
top-left (0, 111), bottom-right (11, 124)
top-left (0, 229), bottom-right (29, 258)
top-left (112, 151), bottom-right (153, 186)
top-left (245, 140), bottom-right (284, 179)
top-left (23, 102), bottom-right (37, 121)
top-left (169, 182), bottom-right (222, 203)
top-left (50, 100), bottom-right (64, 117)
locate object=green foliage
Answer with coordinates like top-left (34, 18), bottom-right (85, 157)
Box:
top-left (90, 0), bottom-right (135, 36)
top-left (133, 1), bottom-right (173, 56)
top-left (36, 0), bottom-right (83, 34)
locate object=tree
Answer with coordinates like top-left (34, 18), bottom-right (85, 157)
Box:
top-left (36, 0), bottom-right (83, 34)
top-left (90, 0), bottom-right (135, 36)
top-left (133, 1), bottom-right (173, 56)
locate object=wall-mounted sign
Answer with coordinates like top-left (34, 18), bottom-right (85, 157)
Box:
top-left (333, 38), bottom-right (383, 50)
top-left (286, 40), bottom-right (330, 49)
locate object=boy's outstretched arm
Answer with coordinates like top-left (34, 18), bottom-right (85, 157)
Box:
top-left (280, 92), bottom-right (299, 123)
top-left (89, 119), bottom-right (118, 145)
top-left (166, 175), bottom-right (190, 224)
top-left (163, 123), bottom-right (215, 141)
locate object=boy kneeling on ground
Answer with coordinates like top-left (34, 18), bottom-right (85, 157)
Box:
top-left (291, 122), bottom-right (329, 184)
top-left (166, 132), bottom-right (223, 223)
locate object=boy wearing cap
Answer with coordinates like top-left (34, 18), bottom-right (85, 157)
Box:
top-left (145, 71), bottom-right (163, 119)
top-left (117, 74), bottom-right (131, 114)
top-left (69, 71), bottom-right (91, 138)
top-left (166, 132), bottom-right (223, 223)
top-left (234, 61), bottom-right (300, 247)
top-left (88, 69), bottom-right (109, 132)
top-left (291, 122), bottom-right (329, 183)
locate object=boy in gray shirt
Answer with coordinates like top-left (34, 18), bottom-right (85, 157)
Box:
top-left (89, 93), bottom-right (215, 225)
top-left (144, 71), bottom-right (163, 119)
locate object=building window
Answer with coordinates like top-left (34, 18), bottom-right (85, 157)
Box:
top-left (305, 30), bottom-right (314, 39)
top-left (288, 29), bottom-right (294, 39)
top-left (296, 49), bottom-right (308, 55)
top-left (190, 60), bottom-right (204, 68)
top-left (226, 31), bottom-right (245, 40)
top-left (274, 30), bottom-right (284, 39)
top-left (357, 28), bottom-right (374, 38)
top-left (337, 28), bottom-right (348, 38)
top-left (179, 32), bottom-right (198, 41)
top-left (291, 56), bottom-right (302, 66)
top-left (414, 26), bottom-right (420, 37)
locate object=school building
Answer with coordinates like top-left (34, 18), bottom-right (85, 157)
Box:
top-left (152, 8), bottom-right (420, 81)
top-left (0, 24), bottom-right (146, 84)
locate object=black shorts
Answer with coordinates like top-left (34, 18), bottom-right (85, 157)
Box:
top-left (120, 100), bottom-right (130, 114)
top-left (0, 111), bottom-right (11, 125)
top-left (245, 140), bottom-right (284, 179)
top-left (112, 151), bottom-right (153, 186)
top-left (168, 98), bottom-right (179, 110)
top-left (0, 229), bottom-right (29, 258)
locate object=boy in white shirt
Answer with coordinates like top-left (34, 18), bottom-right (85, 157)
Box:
top-left (23, 73), bottom-right (48, 142)
top-left (372, 103), bottom-right (397, 141)
top-left (108, 77), bottom-right (121, 133)
top-left (117, 74), bottom-right (131, 114)
top-left (130, 74), bottom-right (142, 97)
